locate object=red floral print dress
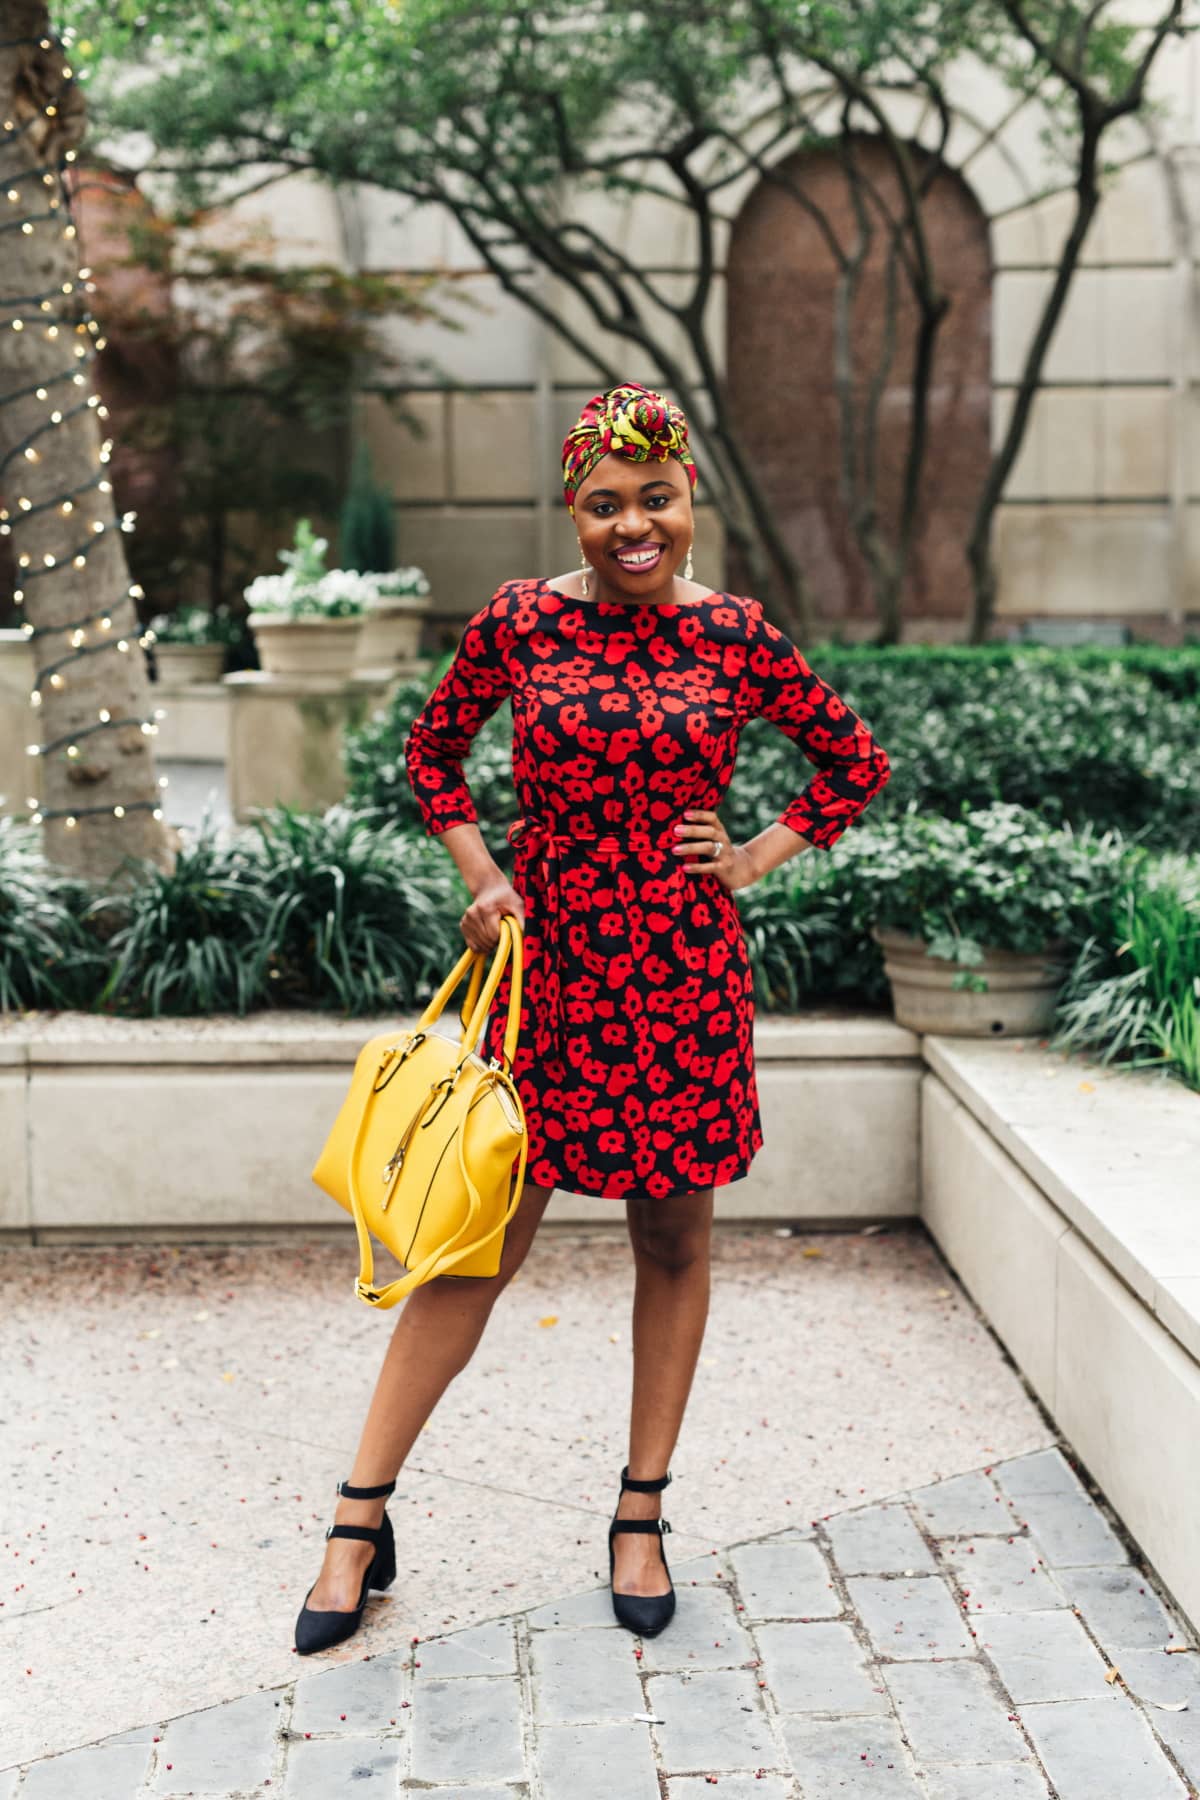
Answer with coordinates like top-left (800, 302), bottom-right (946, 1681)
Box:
top-left (404, 578), bottom-right (891, 1201)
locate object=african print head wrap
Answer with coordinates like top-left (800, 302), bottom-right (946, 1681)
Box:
top-left (561, 381), bottom-right (697, 515)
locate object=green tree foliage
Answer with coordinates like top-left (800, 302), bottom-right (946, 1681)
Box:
top-left (64, 0), bottom-right (1191, 637)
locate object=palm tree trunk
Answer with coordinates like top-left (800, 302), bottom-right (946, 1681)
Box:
top-left (0, 4), bottom-right (171, 883)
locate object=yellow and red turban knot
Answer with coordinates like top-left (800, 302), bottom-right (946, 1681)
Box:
top-left (561, 380), bottom-right (697, 515)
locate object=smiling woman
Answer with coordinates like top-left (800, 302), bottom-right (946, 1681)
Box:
top-left (294, 380), bottom-right (892, 1661)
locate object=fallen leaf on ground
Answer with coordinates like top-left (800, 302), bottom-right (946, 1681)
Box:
top-left (1104, 1666), bottom-right (1121, 1684)
top-left (801, 1248), bottom-right (823, 1259)
top-left (538, 1315), bottom-right (558, 1328)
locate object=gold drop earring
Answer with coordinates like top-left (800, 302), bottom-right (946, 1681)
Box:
top-left (577, 535), bottom-right (589, 599)
top-left (684, 542), bottom-right (694, 581)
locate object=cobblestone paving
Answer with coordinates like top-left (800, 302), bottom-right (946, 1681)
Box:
top-left (8, 1448), bottom-right (1199, 1798)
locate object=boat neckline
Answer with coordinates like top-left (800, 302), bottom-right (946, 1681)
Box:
top-left (539, 576), bottom-right (723, 610)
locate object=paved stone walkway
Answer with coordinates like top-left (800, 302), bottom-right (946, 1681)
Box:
top-left (6, 1447), bottom-right (1199, 1799)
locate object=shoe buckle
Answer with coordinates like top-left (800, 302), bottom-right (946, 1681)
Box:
top-left (660, 1519), bottom-right (672, 1534)
top-left (324, 1524), bottom-right (333, 1539)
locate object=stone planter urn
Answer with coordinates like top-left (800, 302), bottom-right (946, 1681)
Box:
top-left (354, 591), bottom-right (432, 676)
top-left (872, 925), bottom-right (1072, 1037)
top-left (248, 613), bottom-right (364, 683)
top-left (152, 643), bottom-right (226, 685)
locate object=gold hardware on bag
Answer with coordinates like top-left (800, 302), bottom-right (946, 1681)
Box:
top-left (375, 1031), bottom-right (426, 1092)
top-left (421, 1065), bottom-right (463, 1127)
top-left (491, 1075), bottom-right (524, 1133)
top-left (378, 1080), bottom-right (446, 1207)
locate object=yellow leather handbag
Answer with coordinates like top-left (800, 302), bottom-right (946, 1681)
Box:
top-left (311, 914), bottom-right (528, 1309)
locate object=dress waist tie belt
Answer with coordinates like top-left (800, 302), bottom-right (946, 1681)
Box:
top-left (504, 814), bottom-right (683, 1066)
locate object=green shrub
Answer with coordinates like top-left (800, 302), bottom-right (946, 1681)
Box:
top-left (808, 639), bottom-right (1200, 702)
top-left (339, 441), bottom-right (395, 574)
top-left (0, 816), bottom-right (101, 1009)
top-left (1048, 848), bottom-right (1200, 1085)
top-left (731, 652), bottom-right (1199, 853)
top-left (735, 839), bottom-right (890, 1011)
top-left (829, 800), bottom-right (1130, 969)
top-left (82, 805), bottom-right (468, 1017)
top-left (85, 814), bottom-right (280, 1016)
top-left (737, 800), bottom-right (1131, 1009)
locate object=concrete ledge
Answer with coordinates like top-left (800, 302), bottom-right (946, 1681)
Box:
top-left (0, 1009), bottom-right (922, 1234)
top-left (0, 1007), bottom-right (917, 1061)
top-left (921, 1074), bottom-right (1068, 1414)
top-left (920, 1034), bottom-right (1200, 1631)
top-left (921, 1034), bottom-right (1200, 1372)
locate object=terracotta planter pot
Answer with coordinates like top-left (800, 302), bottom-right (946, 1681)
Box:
top-left (354, 592), bottom-right (432, 674)
top-left (152, 643), bottom-right (226, 685)
top-left (248, 613), bottom-right (364, 683)
top-left (872, 925), bottom-right (1072, 1038)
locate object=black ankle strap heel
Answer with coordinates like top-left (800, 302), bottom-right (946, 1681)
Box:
top-left (608, 1464), bottom-right (676, 1638)
top-left (336, 1478), bottom-right (397, 1499)
top-left (295, 1475), bottom-right (399, 1656)
top-left (620, 1466), bottom-right (673, 1494)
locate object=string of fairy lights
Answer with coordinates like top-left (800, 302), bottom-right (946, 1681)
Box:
top-left (0, 25), bottom-right (168, 830)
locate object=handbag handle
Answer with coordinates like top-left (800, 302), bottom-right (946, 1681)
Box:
top-left (347, 1061), bottom-right (531, 1308)
top-left (461, 914), bottom-right (523, 1067)
top-left (414, 914), bottom-right (524, 1069)
top-left (457, 954), bottom-right (485, 1035)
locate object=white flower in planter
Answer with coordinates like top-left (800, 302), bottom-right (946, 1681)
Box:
top-left (244, 571), bottom-right (302, 615)
top-left (364, 567), bottom-right (431, 601)
top-left (245, 569), bottom-right (376, 620)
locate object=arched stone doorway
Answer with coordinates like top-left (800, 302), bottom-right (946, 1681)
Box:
top-left (726, 134), bottom-right (991, 630)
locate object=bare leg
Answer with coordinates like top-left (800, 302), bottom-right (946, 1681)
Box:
top-left (307, 1179), bottom-right (557, 1611)
top-left (613, 1186), bottom-right (714, 1597)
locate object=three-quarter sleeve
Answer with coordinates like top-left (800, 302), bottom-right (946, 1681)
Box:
top-left (744, 596), bottom-right (891, 850)
top-left (404, 587), bottom-right (512, 836)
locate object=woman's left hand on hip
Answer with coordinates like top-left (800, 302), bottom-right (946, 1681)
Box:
top-left (672, 809), bottom-right (755, 891)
